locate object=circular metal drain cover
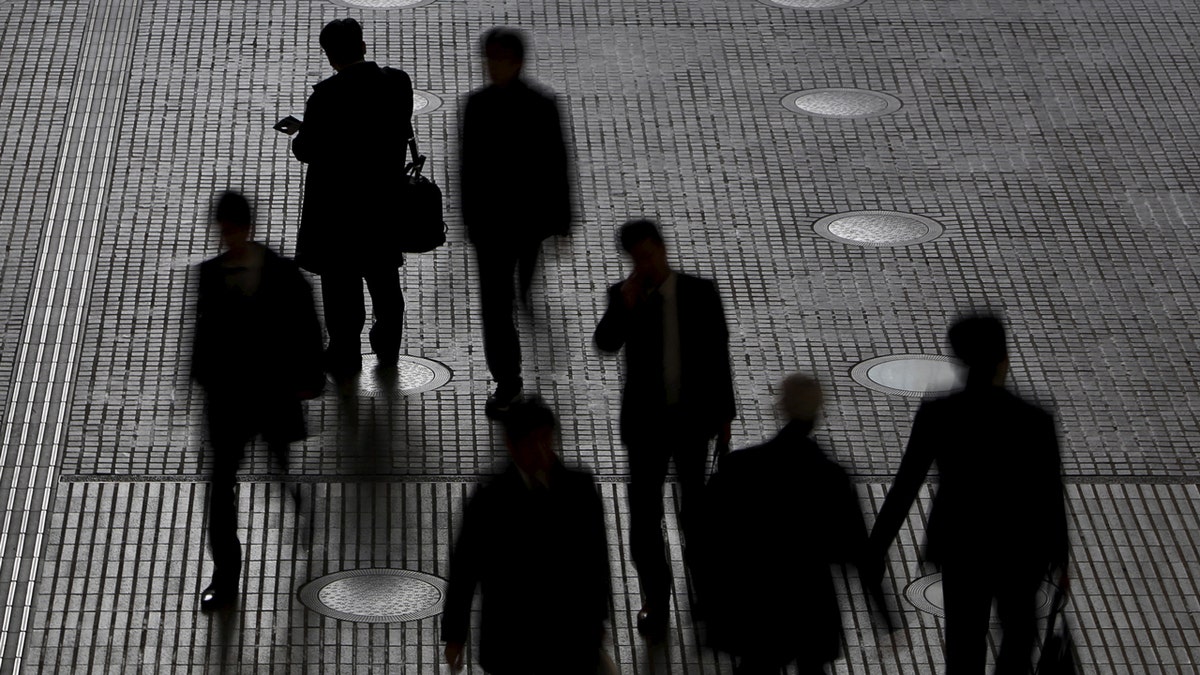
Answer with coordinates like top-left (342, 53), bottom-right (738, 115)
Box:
top-left (328, 354), bottom-right (453, 397)
top-left (329, 0), bottom-right (437, 8)
top-left (850, 355), bottom-right (964, 398)
top-left (904, 573), bottom-right (1057, 620)
top-left (814, 211), bottom-right (943, 247)
top-left (758, 0), bottom-right (866, 8)
top-left (412, 90), bottom-right (443, 115)
top-left (783, 88), bottom-right (902, 119)
top-left (300, 568), bottom-right (447, 623)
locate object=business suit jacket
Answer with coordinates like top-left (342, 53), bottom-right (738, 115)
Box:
top-left (292, 61), bottom-right (414, 274)
top-left (192, 245), bottom-right (324, 443)
top-left (460, 78), bottom-right (571, 247)
top-left (594, 273), bottom-right (736, 442)
top-left (702, 420), bottom-right (866, 664)
top-left (869, 385), bottom-right (1069, 570)
top-left (441, 461), bottom-right (611, 674)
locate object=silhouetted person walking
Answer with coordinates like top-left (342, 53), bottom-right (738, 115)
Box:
top-left (703, 374), bottom-right (880, 675)
top-left (442, 399), bottom-right (611, 674)
top-left (282, 18), bottom-right (414, 378)
top-left (594, 219), bottom-right (735, 640)
top-left (867, 315), bottom-right (1070, 674)
top-left (460, 27), bottom-right (572, 416)
top-left (192, 192), bottom-right (323, 611)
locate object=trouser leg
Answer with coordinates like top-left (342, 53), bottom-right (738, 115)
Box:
top-left (516, 240), bottom-right (541, 302)
top-left (364, 268), bottom-right (404, 364)
top-left (320, 272), bottom-right (366, 370)
top-left (207, 438), bottom-right (245, 590)
top-left (671, 429), bottom-right (709, 576)
top-left (994, 567), bottom-right (1040, 675)
top-left (627, 440), bottom-right (673, 609)
top-left (476, 248), bottom-right (521, 385)
top-left (942, 562), bottom-right (992, 675)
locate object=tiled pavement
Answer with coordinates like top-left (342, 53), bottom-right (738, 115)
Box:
top-left (0, 0), bottom-right (1198, 672)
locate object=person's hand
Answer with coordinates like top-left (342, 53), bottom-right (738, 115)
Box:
top-left (716, 420), bottom-right (733, 450)
top-left (620, 271), bottom-right (645, 309)
top-left (444, 643), bottom-right (465, 672)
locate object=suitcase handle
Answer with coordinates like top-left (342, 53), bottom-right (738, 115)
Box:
top-left (405, 136), bottom-right (426, 177)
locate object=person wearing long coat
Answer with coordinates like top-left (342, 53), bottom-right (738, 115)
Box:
top-left (288, 18), bottom-right (414, 376)
top-left (192, 192), bottom-right (324, 610)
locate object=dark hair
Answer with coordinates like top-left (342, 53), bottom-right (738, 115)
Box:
top-left (948, 314), bottom-right (1008, 374)
top-left (214, 191), bottom-right (252, 229)
top-left (619, 219), bottom-right (664, 253)
top-left (320, 18), bottom-right (365, 64)
top-left (502, 397), bottom-right (557, 441)
top-left (481, 27), bottom-right (526, 62)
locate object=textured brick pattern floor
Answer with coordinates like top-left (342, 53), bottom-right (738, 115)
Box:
top-left (1, 0), bottom-right (1197, 670)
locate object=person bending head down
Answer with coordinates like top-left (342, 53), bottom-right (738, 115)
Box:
top-left (502, 398), bottom-right (558, 483)
top-left (481, 26), bottom-right (526, 87)
top-left (319, 17), bottom-right (366, 71)
top-left (778, 373), bottom-right (823, 425)
top-left (947, 313), bottom-right (1009, 387)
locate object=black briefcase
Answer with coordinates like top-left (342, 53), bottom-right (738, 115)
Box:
top-left (1036, 576), bottom-right (1080, 675)
top-left (396, 136), bottom-right (447, 253)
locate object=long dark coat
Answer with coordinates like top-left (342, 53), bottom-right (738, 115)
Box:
top-left (868, 385), bottom-right (1070, 570)
top-left (593, 273), bottom-right (736, 442)
top-left (192, 245), bottom-right (324, 444)
top-left (459, 78), bottom-right (571, 248)
top-left (292, 61), bottom-right (414, 275)
top-left (441, 462), bottom-right (610, 674)
top-left (701, 421), bottom-right (867, 665)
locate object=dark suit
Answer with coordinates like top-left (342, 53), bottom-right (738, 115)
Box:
top-left (292, 61), bottom-right (414, 367)
top-left (702, 421), bottom-right (867, 671)
top-left (594, 272), bottom-right (735, 609)
top-left (869, 384), bottom-right (1069, 675)
top-left (441, 462), bottom-right (610, 674)
top-left (192, 245), bottom-right (323, 589)
top-left (460, 78), bottom-right (571, 386)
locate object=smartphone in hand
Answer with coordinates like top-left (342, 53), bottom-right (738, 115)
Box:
top-left (274, 115), bottom-right (302, 135)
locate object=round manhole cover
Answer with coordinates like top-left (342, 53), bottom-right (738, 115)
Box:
top-left (904, 573), bottom-right (1057, 620)
top-left (328, 354), bottom-right (453, 397)
top-left (300, 568), bottom-right (448, 623)
top-left (850, 355), bottom-right (964, 398)
top-left (329, 0), bottom-right (438, 8)
top-left (412, 90), bottom-right (443, 115)
top-left (758, 0), bottom-right (866, 8)
top-left (814, 211), bottom-right (943, 247)
top-left (783, 88), bottom-right (903, 119)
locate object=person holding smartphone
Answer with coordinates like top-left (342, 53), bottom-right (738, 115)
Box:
top-left (283, 18), bottom-right (414, 379)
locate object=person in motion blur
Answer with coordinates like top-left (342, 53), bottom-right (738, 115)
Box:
top-left (192, 191), bottom-right (323, 611)
top-left (867, 313), bottom-right (1071, 674)
top-left (442, 398), bottom-right (611, 674)
top-left (701, 374), bottom-right (885, 674)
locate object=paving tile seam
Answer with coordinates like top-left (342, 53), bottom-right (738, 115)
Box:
top-left (0, 0), bottom-right (142, 667)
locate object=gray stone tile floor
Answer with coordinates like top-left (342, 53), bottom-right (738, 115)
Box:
top-left (0, 0), bottom-right (1197, 671)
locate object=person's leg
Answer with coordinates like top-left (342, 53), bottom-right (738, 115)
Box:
top-left (205, 427), bottom-right (246, 607)
top-left (627, 435), bottom-right (674, 626)
top-left (941, 562), bottom-right (992, 675)
top-left (516, 239), bottom-right (541, 306)
top-left (670, 423), bottom-right (710, 580)
top-left (994, 566), bottom-right (1041, 675)
top-left (364, 268), bottom-right (404, 366)
top-left (476, 247), bottom-right (522, 399)
top-left (320, 272), bottom-right (366, 374)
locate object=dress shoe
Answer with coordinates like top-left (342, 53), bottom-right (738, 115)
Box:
top-left (484, 379), bottom-right (522, 418)
top-left (636, 607), bottom-right (668, 641)
top-left (200, 582), bottom-right (237, 612)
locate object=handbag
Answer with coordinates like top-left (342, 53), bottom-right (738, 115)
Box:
top-left (1036, 573), bottom-right (1080, 675)
top-left (396, 136), bottom-right (447, 253)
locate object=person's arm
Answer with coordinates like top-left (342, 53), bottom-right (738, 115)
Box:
top-left (1043, 412), bottom-right (1070, 571)
top-left (594, 283), bottom-right (630, 353)
top-left (707, 281), bottom-right (736, 440)
top-left (867, 404), bottom-right (937, 559)
top-left (458, 95), bottom-right (479, 235)
top-left (191, 264), bottom-right (212, 390)
top-left (286, 263), bottom-right (325, 399)
top-left (544, 94), bottom-right (572, 235)
top-left (394, 69), bottom-right (415, 141)
top-left (290, 89), bottom-right (324, 164)
top-left (583, 477), bottom-right (613, 632)
top-left (441, 486), bottom-right (487, 654)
